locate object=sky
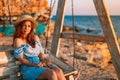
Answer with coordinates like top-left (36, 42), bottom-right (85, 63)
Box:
top-left (49, 0), bottom-right (120, 15)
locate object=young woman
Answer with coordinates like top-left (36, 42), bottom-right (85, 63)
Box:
top-left (13, 15), bottom-right (66, 80)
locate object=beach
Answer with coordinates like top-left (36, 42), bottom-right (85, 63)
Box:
top-left (0, 35), bottom-right (118, 80)
top-left (0, 0), bottom-right (120, 79)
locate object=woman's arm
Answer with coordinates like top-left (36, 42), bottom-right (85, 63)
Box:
top-left (38, 52), bottom-right (46, 62)
top-left (18, 56), bottom-right (38, 67)
top-left (19, 56), bottom-right (44, 67)
top-left (34, 35), bottom-right (46, 61)
top-left (34, 35), bottom-right (50, 66)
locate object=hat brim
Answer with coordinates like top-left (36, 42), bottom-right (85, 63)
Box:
top-left (14, 18), bottom-right (38, 28)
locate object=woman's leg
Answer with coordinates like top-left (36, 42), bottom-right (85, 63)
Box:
top-left (53, 67), bottom-right (66, 80)
top-left (37, 69), bottom-right (58, 80)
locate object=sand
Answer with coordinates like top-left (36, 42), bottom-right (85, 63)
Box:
top-left (0, 36), bottom-right (118, 80)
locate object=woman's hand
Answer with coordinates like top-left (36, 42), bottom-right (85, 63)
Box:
top-left (36, 62), bottom-right (44, 67)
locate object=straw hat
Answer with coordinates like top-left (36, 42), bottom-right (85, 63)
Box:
top-left (14, 14), bottom-right (38, 28)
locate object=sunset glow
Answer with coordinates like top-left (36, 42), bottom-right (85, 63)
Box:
top-left (50, 0), bottom-right (120, 15)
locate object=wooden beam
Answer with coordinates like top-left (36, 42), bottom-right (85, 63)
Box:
top-left (0, 52), bottom-right (15, 65)
top-left (48, 53), bottom-right (78, 79)
top-left (93, 0), bottom-right (120, 79)
top-left (49, 53), bottom-right (75, 71)
top-left (0, 66), bottom-right (19, 76)
top-left (61, 32), bottom-right (105, 42)
top-left (64, 70), bottom-right (78, 77)
top-left (51, 0), bottom-right (67, 57)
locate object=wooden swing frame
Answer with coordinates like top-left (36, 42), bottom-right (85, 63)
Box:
top-left (51, 0), bottom-right (120, 80)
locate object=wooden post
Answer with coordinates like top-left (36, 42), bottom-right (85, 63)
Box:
top-left (61, 32), bottom-right (105, 42)
top-left (93, 0), bottom-right (120, 79)
top-left (51, 0), bottom-right (67, 57)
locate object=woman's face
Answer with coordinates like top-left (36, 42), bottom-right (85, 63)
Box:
top-left (21, 21), bottom-right (32, 35)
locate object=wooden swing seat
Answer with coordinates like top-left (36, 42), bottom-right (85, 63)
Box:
top-left (0, 49), bottom-right (78, 80)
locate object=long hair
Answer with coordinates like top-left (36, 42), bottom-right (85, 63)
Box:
top-left (13, 20), bottom-right (36, 47)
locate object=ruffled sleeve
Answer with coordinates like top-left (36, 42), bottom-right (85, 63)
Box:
top-left (14, 46), bottom-right (24, 59)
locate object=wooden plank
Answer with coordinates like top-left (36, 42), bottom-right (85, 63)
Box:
top-left (1, 74), bottom-right (21, 80)
top-left (61, 32), bottom-right (105, 42)
top-left (3, 77), bottom-right (20, 80)
top-left (51, 0), bottom-right (67, 57)
top-left (0, 50), bottom-right (21, 79)
top-left (49, 53), bottom-right (78, 79)
top-left (0, 75), bottom-right (9, 80)
top-left (0, 52), bottom-right (16, 65)
top-left (0, 76), bottom-right (20, 80)
top-left (64, 70), bottom-right (78, 77)
top-left (0, 52), bottom-right (9, 65)
top-left (0, 66), bottom-right (19, 76)
top-left (49, 53), bottom-right (76, 71)
top-left (9, 74), bottom-right (21, 80)
top-left (93, 0), bottom-right (120, 79)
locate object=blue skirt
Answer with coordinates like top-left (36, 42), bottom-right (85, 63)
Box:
top-left (20, 57), bottom-right (46, 80)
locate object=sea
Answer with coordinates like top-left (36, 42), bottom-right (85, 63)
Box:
top-left (0, 15), bottom-right (120, 37)
top-left (51, 15), bottom-right (120, 37)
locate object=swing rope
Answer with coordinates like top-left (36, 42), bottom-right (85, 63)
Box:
top-left (71, 0), bottom-right (78, 69)
top-left (71, 0), bottom-right (75, 69)
top-left (71, 0), bottom-right (80, 77)
top-left (50, 0), bottom-right (56, 14)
